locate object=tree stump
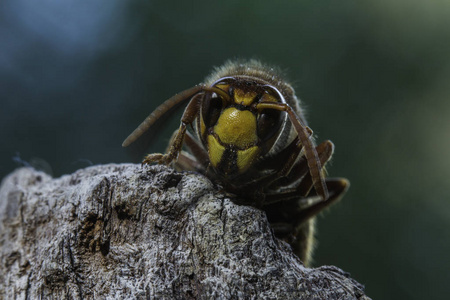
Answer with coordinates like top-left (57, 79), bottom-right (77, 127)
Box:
top-left (0, 164), bottom-right (370, 299)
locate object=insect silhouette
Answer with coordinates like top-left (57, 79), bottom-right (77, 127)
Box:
top-left (123, 60), bottom-right (349, 266)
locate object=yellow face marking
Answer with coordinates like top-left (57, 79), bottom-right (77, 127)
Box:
top-left (215, 83), bottom-right (229, 92)
top-left (234, 88), bottom-right (258, 106)
top-left (260, 92), bottom-right (278, 103)
top-left (237, 146), bottom-right (260, 173)
top-left (214, 107), bottom-right (257, 149)
top-left (207, 134), bottom-right (225, 168)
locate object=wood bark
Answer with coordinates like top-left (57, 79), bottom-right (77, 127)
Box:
top-left (0, 164), bottom-right (370, 299)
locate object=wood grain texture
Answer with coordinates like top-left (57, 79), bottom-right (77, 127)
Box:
top-left (0, 164), bottom-right (370, 299)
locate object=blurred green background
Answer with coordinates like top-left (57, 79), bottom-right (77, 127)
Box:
top-left (1, 1), bottom-right (449, 298)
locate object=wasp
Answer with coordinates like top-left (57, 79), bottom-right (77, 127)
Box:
top-left (122, 60), bottom-right (349, 266)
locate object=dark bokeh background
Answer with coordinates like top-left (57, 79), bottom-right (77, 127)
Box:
top-left (1, 1), bottom-right (449, 299)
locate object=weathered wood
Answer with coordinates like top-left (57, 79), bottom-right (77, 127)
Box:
top-left (0, 164), bottom-right (370, 299)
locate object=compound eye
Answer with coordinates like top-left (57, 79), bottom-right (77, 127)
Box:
top-left (257, 109), bottom-right (282, 143)
top-left (202, 93), bottom-right (223, 128)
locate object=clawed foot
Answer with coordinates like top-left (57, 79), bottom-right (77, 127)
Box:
top-left (142, 153), bottom-right (174, 165)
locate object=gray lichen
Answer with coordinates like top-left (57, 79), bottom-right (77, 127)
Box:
top-left (0, 164), bottom-right (369, 299)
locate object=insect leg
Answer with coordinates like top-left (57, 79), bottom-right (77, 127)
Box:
top-left (172, 131), bottom-right (209, 172)
top-left (265, 177), bottom-right (348, 233)
top-left (290, 178), bottom-right (348, 266)
top-left (281, 140), bottom-right (334, 195)
top-left (262, 140), bottom-right (334, 205)
top-left (266, 178), bottom-right (348, 266)
top-left (142, 93), bottom-right (203, 165)
top-left (123, 85), bottom-right (204, 147)
top-left (238, 133), bottom-right (309, 192)
top-left (263, 139), bottom-right (338, 248)
top-left (256, 102), bottom-right (328, 200)
top-left (293, 178), bottom-right (349, 224)
top-left (183, 130), bottom-right (209, 167)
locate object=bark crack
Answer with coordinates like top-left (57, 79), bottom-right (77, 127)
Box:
top-left (0, 164), bottom-right (370, 299)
